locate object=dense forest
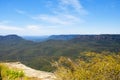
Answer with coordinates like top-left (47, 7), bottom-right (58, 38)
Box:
top-left (0, 52), bottom-right (120, 80)
top-left (0, 34), bottom-right (120, 72)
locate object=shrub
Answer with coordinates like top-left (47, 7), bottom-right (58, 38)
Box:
top-left (54, 52), bottom-right (120, 80)
top-left (0, 63), bottom-right (25, 80)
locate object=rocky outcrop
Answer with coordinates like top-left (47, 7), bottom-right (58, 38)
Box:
top-left (5, 62), bottom-right (56, 80)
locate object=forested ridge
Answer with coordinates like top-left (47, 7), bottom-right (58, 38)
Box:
top-left (0, 34), bottom-right (120, 71)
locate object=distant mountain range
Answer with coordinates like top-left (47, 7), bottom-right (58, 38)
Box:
top-left (0, 35), bottom-right (24, 42)
top-left (0, 35), bottom-right (33, 46)
top-left (0, 34), bottom-right (120, 71)
top-left (1, 34), bottom-right (120, 42)
top-left (22, 36), bottom-right (49, 42)
top-left (23, 34), bottom-right (120, 42)
top-left (47, 34), bottom-right (120, 41)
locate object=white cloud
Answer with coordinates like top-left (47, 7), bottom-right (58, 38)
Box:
top-left (1, 0), bottom-right (88, 36)
top-left (45, 1), bottom-right (53, 8)
top-left (58, 0), bottom-right (88, 15)
top-left (0, 25), bottom-right (23, 31)
top-left (0, 24), bottom-right (60, 36)
top-left (16, 9), bottom-right (26, 15)
top-left (33, 14), bottom-right (83, 26)
top-left (32, 0), bottom-right (87, 26)
top-left (0, 25), bottom-right (37, 35)
top-left (0, 20), bottom-right (11, 25)
top-left (14, 0), bottom-right (87, 28)
top-left (59, 0), bottom-right (82, 11)
top-left (33, 15), bottom-right (70, 25)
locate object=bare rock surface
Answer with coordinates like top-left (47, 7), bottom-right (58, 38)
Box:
top-left (5, 62), bottom-right (56, 80)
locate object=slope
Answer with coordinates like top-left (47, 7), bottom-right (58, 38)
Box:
top-left (3, 62), bottom-right (56, 80)
top-left (0, 34), bottom-right (120, 71)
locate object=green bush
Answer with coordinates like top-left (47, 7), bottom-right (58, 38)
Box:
top-left (0, 64), bottom-right (25, 80)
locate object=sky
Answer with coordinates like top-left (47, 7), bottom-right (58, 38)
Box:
top-left (0, 0), bottom-right (120, 36)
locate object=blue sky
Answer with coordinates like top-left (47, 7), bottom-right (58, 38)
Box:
top-left (0, 0), bottom-right (120, 36)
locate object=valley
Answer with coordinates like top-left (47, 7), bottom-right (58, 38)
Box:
top-left (0, 34), bottom-right (120, 71)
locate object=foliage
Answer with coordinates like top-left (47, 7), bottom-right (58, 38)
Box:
top-left (53, 52), bottom-right (120, 80)
top-left (0, 64), bottom-right (25, 80)
top-left (0, 35), bottom-right (120, 71)
top-left (6, 69), bottom-right (24, 80)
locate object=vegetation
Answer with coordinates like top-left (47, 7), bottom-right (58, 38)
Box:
top-left (0, 63), bottom-right (43, 80)
top-left (0, 38), bottom-right (120, 72)
top-left (53, 52), bottom-right (120, 80)
top-left (0, 35), bottom-right (120, 79)
top-left (0, 63), bottom-right (25, 80)
top-left (0, 35), bottom-right (120, 71)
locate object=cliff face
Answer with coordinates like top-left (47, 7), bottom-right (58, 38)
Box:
top-left (48, 34), bottom-right (120, 41)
